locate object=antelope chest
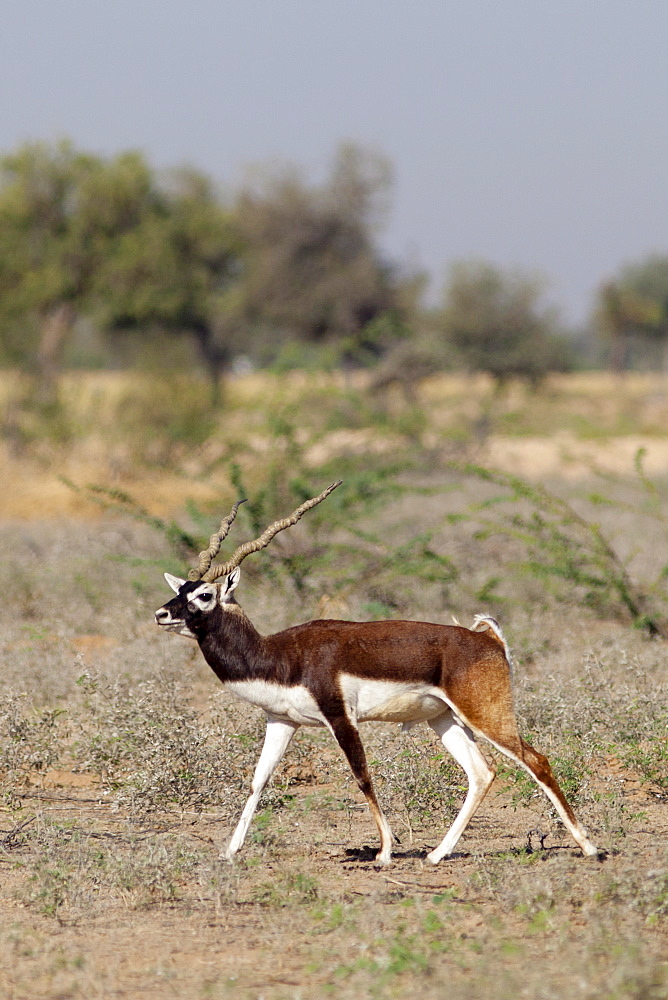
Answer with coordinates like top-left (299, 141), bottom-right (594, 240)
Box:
top-left (339, 676), bottom-right (447, 724)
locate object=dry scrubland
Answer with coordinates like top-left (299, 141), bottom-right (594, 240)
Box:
top-left (0, 371), bottom-right (667, 1000)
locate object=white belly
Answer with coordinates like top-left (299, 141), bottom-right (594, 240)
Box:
top-left (339, 675), bottom-right (447, 724)
top-left (225, 679), bottom-right (327, 727)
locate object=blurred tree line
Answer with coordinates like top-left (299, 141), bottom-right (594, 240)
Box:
top-left (596, 256), bottom-right (668, 373)
top-left (1, 138), bottom-right (667, 409)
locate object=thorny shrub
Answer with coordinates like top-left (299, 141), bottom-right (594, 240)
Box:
top-left (451, 455), bottom-right (668, 637)
top-left (73, 670), bottom-right (256, 817)
top-left (0, 694), bottom-right (65, 803)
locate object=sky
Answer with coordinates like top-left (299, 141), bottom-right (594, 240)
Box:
top-left (2, 0), bottom-right (668, 324)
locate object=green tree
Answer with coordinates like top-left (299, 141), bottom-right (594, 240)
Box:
top-left (231, 144), bottom-right (399, 367)
top-left (95, 168), bottom-right (241, 404)
top-left (0, 141), bottom-right (152, 402)
top-left (596, 256), bottom-right (668, 372)
top-left (438, 261), bottom-right (572, 387)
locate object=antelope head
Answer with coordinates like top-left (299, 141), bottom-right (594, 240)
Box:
top-left (154, 482), bottom-right (342, 637)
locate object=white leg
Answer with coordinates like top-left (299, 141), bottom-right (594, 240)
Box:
top-left (426, 713), bottom-right (496, 864)
top-left (222, 718), bottom-right (298, 861)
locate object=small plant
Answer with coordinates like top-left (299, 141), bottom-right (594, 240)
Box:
top-left (251, 869), bottom-right (318, 907)
top-left (0, 695), bottom-right (65, 799)
top-left (60, 479), bottom-right (200, 563)
top-left (451, 455), bottom-right (668, 636)
top-left (73, 671), bottom-right (254, 816)
top-left (621, 736), bottom-right (668, 800)
top-left (29, 862), bottom-right (71, 920)
top-left (18, 817), bottom-right (209, 919)
top-left (371, 728), bottom-right (463, 835)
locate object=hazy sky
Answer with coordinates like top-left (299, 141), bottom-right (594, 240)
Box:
top-left (2, 0), bottom-right (667, 323)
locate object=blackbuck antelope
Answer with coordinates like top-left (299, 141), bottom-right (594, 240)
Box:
top-left (155, 482), bottom-right (598, 865)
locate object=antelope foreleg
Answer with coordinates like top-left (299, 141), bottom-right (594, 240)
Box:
top-left (223, 718), bottom-right (298, 861)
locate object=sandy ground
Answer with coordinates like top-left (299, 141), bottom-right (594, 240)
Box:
top-left (1, 760), bottom-right (666, 1000)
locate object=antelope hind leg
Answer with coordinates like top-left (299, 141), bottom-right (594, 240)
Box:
top-left (426, 712), bottom-right (496, 864)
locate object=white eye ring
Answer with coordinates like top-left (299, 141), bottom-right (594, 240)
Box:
top-left (188, 590), bottom-right (215, 612)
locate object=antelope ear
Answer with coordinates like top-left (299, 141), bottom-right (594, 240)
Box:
top-left (164, 572), bottom-right (186, 593)
top-left (223, 567), bottom-right (241, 595)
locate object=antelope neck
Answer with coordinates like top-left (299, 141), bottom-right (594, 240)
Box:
top-left (197, 604), bottom-right (269, 683)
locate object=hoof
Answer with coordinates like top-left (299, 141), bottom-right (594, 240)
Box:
top-left (582, 843), bottom-right (601, 858)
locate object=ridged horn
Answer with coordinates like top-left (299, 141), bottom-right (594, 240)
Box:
top-left (201, 481), bottom-right (342, 583)
top-left (188, 499), bottom-right (247, 581)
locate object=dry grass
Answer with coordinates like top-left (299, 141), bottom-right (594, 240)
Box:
top-left (0, 371), bottom-right (666, 998)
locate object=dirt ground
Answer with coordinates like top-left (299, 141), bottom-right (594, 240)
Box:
top-left (0, 372), bottom-right (667, 998)
top-left (1, 624), bottom-right (666, 1000)
top-left (1, 747), bottom-right (666, 1000)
